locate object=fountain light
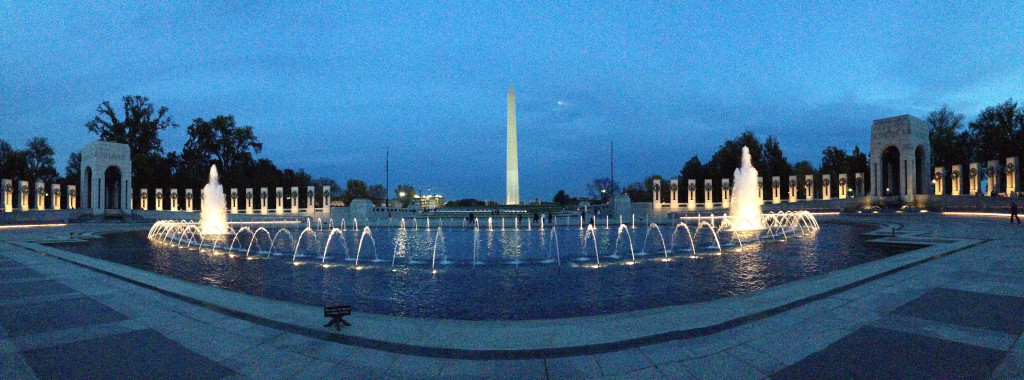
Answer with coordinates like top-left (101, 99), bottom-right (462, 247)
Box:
top-left (625, 261), bottom-right (636, 266)
top-left (0, 223), bottom-right (68, 229)
top-left (942, 211), bottom-right (1010, 217)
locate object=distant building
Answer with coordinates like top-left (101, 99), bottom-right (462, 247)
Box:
top-left (414, 194), bottom-right (445, 210)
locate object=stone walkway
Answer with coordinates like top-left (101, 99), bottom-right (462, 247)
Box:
top-left (0, 214), bottom-right (1022, 379)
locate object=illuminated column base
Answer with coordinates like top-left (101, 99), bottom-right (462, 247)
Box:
top-left (721, 178), bottom-right (731, 209)
top-left (788, 176), bottom-right (797, 203)
top-left (245, 188), bottom-right (254, 214)
top-left (669, 179), bottom-right (679, 209)
top-left (275, 187), bottom-right (284, 215)
top-left (652, 179), bottom-right (661, 210)
top-left (838, 174), bottom-right (848, 199)
top-left (51, 184), bottom-right (61, 210)
top-left (686, 180), bottom-right (696, 211)
top-left (771, 176), bottom-right (781, 204)
top-left (290, 187), bottom-right (299, 213)
top-left (260, 187), bottom-right (269, 215)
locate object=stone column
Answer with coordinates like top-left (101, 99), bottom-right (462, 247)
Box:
top-left (230, 189), bottom-right (238, 214)
top-left (290, 187), bottom-right (299, 213)
top-left (804, 175), bottom-right (814, 201)
top-left (686, 180), bottom-right (696, 211)
top-left (703, 179), bottom-right (714, 210)
top-left (322, 186), bottom-right (331, 213)
top-left (51, 184), bottom-right (61, 210)
top-left (185, 189), bottom-right (194, 212)
top-left (757, 177), bottom-right (764, 203)
top-left (170, 189), bottom-right (179, 211)
top-left (306, 186), bottom-right (316, 213)
top-left (950, 165), bottom-right (962, 195)
top-left (1006, 157), bottom-right (1018, 195)
top-left (155, 189), bottom-right (164, 210)
top-left (821, 175), bottom-right (831, 200)
top-left (669, 179), bottom-right (679, 209)
top-left (652, 179), bottom-right (661, 210)
top-left (933, 167), bottom-right (944, 195)
top-left (68, 185), bottom-right (76, 209)
top-left (838, 174), bottom-right (848, 199)
top-left (987, 160), bottom-right (999, 196)
top-left (260, 187), bottom-right (269, 215)
top-left (275, 187), bottom-right (284, 214)
top-left (140, 189), bottom-right (149, 210)
top-left (35, 181), bottom-right (45, 210)
top-left (968, 163), bottom-right (980, 195)
top-left (788, 176), bottom-right (797, 203)
top-left (721, 178), bottom-right (731, 209)
top-left (245, 188), bottom-right (254, 214)
top-left (2, 179), bottom-right (11, 212)
top-left (771, 176), bottom-right (781, 204)
top-left (855, 173), bottom-right (864, 196)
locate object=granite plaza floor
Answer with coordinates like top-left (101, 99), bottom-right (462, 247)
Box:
top-left (1, 213), bottom-right (1023, 379)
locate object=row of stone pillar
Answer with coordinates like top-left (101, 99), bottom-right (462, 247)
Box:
top-left (135, 186), bottom-right (332, 214)
top-left (933, 158), bottom-right (1018, 196)
top-left (1, 180), bottom-right (77, 212)
top-left (651, 174), bottom-right (866, 210)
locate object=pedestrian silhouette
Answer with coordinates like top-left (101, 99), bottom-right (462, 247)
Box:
top-left (1011, 202), bottom-right (1021, 224)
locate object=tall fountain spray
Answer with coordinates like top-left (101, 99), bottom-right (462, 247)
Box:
top-left (729, 147), bottom-right (763, 231)
top-left (200, 165), bottom-right (229, 235)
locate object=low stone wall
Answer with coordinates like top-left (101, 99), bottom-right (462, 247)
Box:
top-left (0, 209), bottom-right (87, 224)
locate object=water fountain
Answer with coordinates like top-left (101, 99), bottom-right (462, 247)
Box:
top-left (200, 165), bottom-right (228, 235)
top-left (729, 146), bottom-right (764, 231)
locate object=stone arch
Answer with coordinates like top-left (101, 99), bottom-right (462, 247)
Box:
top-left (80, 141), bottom-right (132, 215)
top-left (869, 115), bottom-right (930, 202)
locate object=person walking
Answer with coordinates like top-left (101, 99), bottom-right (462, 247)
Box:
top-left (1011, 202), bottom-right (1021, 224)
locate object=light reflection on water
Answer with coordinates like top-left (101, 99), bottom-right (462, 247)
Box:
top-left (50, 223), bottom-right (906, 320)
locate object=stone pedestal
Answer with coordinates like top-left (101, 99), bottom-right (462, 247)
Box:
top-left (185, 189), bottom-right (194, 212)
top-left (804, 175), bottom-right (814, 201)
top-left (170, 189), bottom-right (179, 211)
top-left (306, 186), bottom-right (316, 213)
top-left (290, 187), bottom-right (300, 213)
top-left (951, 165), bottom-right (962, 195)
top-left (652, 179), bottom-right (661, 209)
top-left (969, 163), bottom-right (980, 195)
top-left (67, 185), bottom-right (76, 209)
top-left (838, 174), bottom-right (848, 199)
top-left (1006, 157), bottom-right (1018, 195)
top-left (51, 184), bottom-right (61, 210)
top-left (230, 189), bottom-right (238, 214)
top-left (855, 173), bottom-right (864, 196)
top-left (260, 188), bottom-right (269, 215)
top-left (686, 180), bottom-right (696, 211)
top-left (2, 179), bottom-right (11, 212)
top-left (788, 176), bottom-right (797, 203)
top-left (322, 186), bottom-right (331, 213)
top-left (140, 189), bottom-right (149, 210)
top-left (275, 187), bottom-right (284, 214)
top-left (703, 179), bottom-right (714, 210)
top-left (669, 180), bottom-right (679, 209)
top-left (35, 182), bottom-right (45, 210)
top-left (987, 160), bottom-right (999, 196)
top-left (821, 175), bottom-right (831, 200)
top-left (721, 178), bottom-right (731, 209)
top-left (933, 167), bottom-right (944, 195)
top-left (245, 188), bottom-right (254, 214)
top-left (757, 177), bottom-right (764, 204)
top-left (771, 176), bottom-right (781, 204)
top-left (155, 189), bottom-right (164, 211)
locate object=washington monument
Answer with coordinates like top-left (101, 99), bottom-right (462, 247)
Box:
top-left (506, 86), bottom-right (520, 205)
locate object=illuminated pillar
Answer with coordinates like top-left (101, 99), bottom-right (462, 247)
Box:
top-left (51, 184), bottom-right (61, 210)
top-left (506, 86), bottom-right (520, 205)
top-left (669, 179), bottom-right (679, 209)
top-left (260, 187), bottom-right (268, 215)
top-left (155, 189), bottom-right (164, 211)
top-left (17, 181), bottom-right (30, 211)
top-left (788, 176), bottom-right (797, 203)
top-left (757, 177), bottom-right (764, 203)
top-left (170, 189), bottom-right (178, 211)
top-left (652, 179), bottom-right (661, 209)
top-left (686, 180), bottom-right (696, 211)
top-left (35, 181), bottom-right (45, 210)
top-left (140, 189), bottom-right (148, 210)
top-left (245, 188), bottom-right (254, 214)
top-left (306, 186), bottom-right (316, 213)
top-left (821, 175), bottom-right (831, 200)
top-left (1006, 157), bottom-right (1017, 195)
top-left (2, 179), bottom-right (11, 213)
top-left (185, 189), bottom-right (194, 212)
top-left (721, 178), bottom-right (731, 209)
top-left (274, 187), bottom-right (284, 214)
top-left (322, 186), bottom-right (331, 213)
top-left (805, 175), bottom-right (814, 201)
top-left (855, 173), bottom-right (864, 196)
top-left (230, 189), bottom-right (238, 214)
top-left (68, 185), bottom-right (76, 209)
top-left (950, 165), bottom-right (962, 195)
top-left (933, 167), bottom-right (944, 195)
top-left (838, 174), bottom-right (848, 199)
top-left (771, 176), bottom-right (781, 204)
top-left (987, 160), bottom-right (999, 196)
top-left (704, 179), bottom-right (714, 210)
top-left (968, 163), bottom-right (979, 195)
top-left (290, 187), bottom-right (300, 213)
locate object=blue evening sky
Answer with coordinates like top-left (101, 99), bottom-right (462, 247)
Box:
top-left (2, 2), bottom-right (1022, 201)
